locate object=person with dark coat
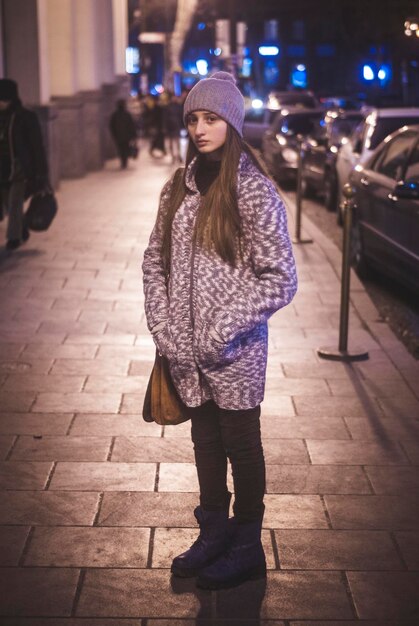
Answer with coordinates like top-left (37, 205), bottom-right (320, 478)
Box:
top-left (163, 93), bottom-right (183, 164)
top-left (143, 95), bottom-right (166, 158)
top-left (109, 99), bottom-right (138, 169)
top-left (0, 78), bottom-right (49, 250)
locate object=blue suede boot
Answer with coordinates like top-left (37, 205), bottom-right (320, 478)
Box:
top-left (196, 519), bottom-right (266, 589)
top-left (171, 495), bottom-right (232, 578)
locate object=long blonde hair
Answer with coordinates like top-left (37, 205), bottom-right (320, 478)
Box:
top-left (161, 125), bottom-right (270, 269)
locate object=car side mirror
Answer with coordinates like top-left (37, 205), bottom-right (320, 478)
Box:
top-left (394, 181), bottom-right (419, 199)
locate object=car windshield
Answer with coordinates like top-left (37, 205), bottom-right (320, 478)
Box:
top-left (279, 113), bottom-right (323, 135)
top-left (244, 109), bottom-right (277, 124)
top-left (268, 93), bottom-right (318, 110)
top-left (369, 116), bottom-right (419, 150)
top-left (244, 108), bottom-right (265, 122)
top-left (329, 115), bottom-right (364, 143)
top-left (278, 94), bottom-right (317, 108)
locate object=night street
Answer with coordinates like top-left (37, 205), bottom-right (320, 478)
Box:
top-left (0, 148), bottom-right (418, 623)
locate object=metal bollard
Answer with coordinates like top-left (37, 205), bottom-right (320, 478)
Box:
top-left (317, 183), bottom-right (369, 362)
top-left (292, 135), bottom-right (313, 245)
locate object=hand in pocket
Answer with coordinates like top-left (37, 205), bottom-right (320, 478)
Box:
top-left (154, 323), bottom-right (177, 361)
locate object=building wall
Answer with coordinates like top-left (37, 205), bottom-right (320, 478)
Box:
top-left (0, 0), bottom-right (129, 185)
top-left (2, 0), bottom-right (42, 104)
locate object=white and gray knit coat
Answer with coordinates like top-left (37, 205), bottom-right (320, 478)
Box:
top-left (142, 153), bottom-right (297, 410)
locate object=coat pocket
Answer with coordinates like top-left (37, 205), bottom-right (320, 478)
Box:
top-left (196, 321), bottom-right (244, 367)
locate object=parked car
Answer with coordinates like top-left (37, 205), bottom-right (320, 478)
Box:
top-left (266, 90), bottom-right (320, 111)
top-left (335, 107), bottom-right (419, 223)
top-left (301, 109), bottom-right (365, 210)
top-left (261, 107), bottom-right (324, 186)
top-left (243, 90), bottom-right (319, 149)
top-left (349, 124), bottom-right (419, 293)
top-left (242, 106), bottom-right (277, 149)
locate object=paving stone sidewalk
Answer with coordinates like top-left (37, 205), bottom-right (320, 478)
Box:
top-left (0, 148), bottom-right (418, 625)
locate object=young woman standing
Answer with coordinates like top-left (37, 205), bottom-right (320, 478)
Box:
top-left (142, 72), bottom-right (297, 589)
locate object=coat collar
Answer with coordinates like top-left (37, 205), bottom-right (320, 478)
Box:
top-left (183, 152), bottom-right (254, 195)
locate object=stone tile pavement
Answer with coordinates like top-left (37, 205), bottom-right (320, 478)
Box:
top-left (0, 146), bottom-right (418, 625)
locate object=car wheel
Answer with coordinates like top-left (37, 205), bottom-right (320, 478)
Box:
top-left (324, 169), bottom-right (337, 212)
top-left (350, 218), bottom-right (369, 279)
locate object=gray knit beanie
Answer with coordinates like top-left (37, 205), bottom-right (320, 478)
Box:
top-left (183, 71), bottom-right (245, 137)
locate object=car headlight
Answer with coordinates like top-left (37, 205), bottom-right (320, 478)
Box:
top-left (282, 148), bottom-right (298, 164)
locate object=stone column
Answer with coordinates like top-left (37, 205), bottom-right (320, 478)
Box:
top-left (50, 96), bottom-right (85, 179)
top-left (36, 0), bottom-right (60, 189)
top-left (33, 103), bottom-right (60, 189)
top-left (0, 2), bottom-right (5, 76)
top-left (74, 0), bottom-right (104, 171)
top-left (112, 0), bottom-right (130, 100)
top-left (79, 91), bottom-right (104, 172)
top-left (46, 0), bottom-right (86, 178)
top-left (2, 0), bottom-right (41, 104)
top-left (99, 0), bottom-right (118, 159)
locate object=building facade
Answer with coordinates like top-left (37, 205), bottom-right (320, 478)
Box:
top-left (0, 0), bottom-right (130, 188)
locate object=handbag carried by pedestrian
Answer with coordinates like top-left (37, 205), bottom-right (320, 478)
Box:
top-left (24, 190), bottom-right (58, 231)
top-left (142, 350), bottom-right (190, 425)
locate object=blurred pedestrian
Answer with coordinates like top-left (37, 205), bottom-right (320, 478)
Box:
top-left (109, 99), bottom-right (137, 169)
top-left (163, 92), bottom-right (183, 164)
top-left (144, 94), bottom-right (166, 158)
top-left (142, 72), bottom-right (297, 589)
top-left (0, 78), bottom-right (49, 250)
top-left (141, 95), bottom-right (155, 139)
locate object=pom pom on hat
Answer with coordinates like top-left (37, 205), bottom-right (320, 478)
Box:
top-left (183, 71), bottom-right (245, 137)
top-left (209, 71), bottom-right (237, 83)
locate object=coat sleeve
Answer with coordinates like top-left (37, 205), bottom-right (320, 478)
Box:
top-left (212, 178), bottom-right (298, 343)
top-left (142, 177), bottom-right (174, 332)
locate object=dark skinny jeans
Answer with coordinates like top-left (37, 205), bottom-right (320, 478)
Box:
top-left (190, 400), bottom-right (265, 523)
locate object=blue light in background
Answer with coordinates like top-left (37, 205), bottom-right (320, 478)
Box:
top-left (363, 65), bottom-right (375, 81)
top-left (126, 47), bottom-right (139, 74)
top-left (287, 45), bottom-right (305, 57)
top-left (150, 84), bottom-right (164, 96)
top-left (242, 57), bottom-right (252, 77)
top-left (378, 64), bottom-right (391, 84)
top-left (197, 22), bottom-right (206, 30)
top-left (173, 72), bottom-right (182, 97)
top-left (259, 45), bottom-right (280, 56)
top-left (316, 44), bottom-right (336, 57)
top-left (264, 59), bottom-right (279, 85)
top-left (252, 98), bottom-right (264, 109)
top-left (291, 63), bottom-right (307, 88)
top-left (196, 59), bottom-right (209, 76)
